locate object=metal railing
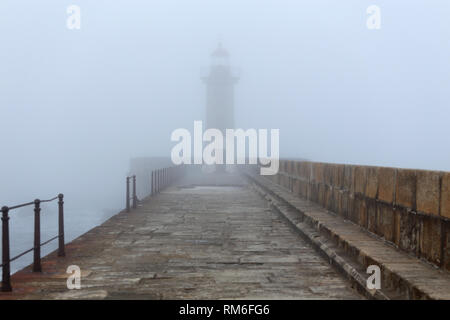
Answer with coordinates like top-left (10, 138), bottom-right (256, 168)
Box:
top-left (125, 165), bottom-right (186, 213)
top-left (125, 175), bottom-right (137, 212)
top-left (1, 194), bottom-right (65, 292)
top-left (151, 165), bottom-right (185, 195)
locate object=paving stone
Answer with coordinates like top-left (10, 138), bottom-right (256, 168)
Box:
top-left (2, 172), bottom-right (361, 300)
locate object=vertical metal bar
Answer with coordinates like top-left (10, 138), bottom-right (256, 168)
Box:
top-left (1, 206), bottom-right (11, 292)
top-left (126, 177), bottom-right (130, 212)
top-left (157, 169), bottom-right (160, 193)
top-left (58, 194), bottom-right (65, 257)
top-left (132, 175), bottom-right (137, 209)
top-left (151, 171), bottom-right (154, 195)
top-left (33, 199), bottom-right (41, 272)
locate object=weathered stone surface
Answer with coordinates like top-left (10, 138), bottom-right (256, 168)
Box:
top-left (295, 161), bottom-right (302, 177)
top-left (312, 163), bottom-right (324, 183)
top-left (292, 178), bottom-right (301, 197)
top-left (395, 207), bottom-right (420, 254)
top-left (353, 196), bottom-right (367, 228)
top-left (318, 184), bottom-right (326, 207)
top-left (354, 166), bottom-right (368, 194)
top-left (280, 160), bottom-right (287, 173)
top-left (332, 189), bottom-right (340, 213)
top-left (333, 164), bottom-right (345, 189)
top-left (343, 165), bottom-right (354, 192)
top-left (251, 170), bottom-right (450, 300)
top-left (441, 173), bottom-right (450, 219)
top-left (339, 192), bottom-right (350, 219)
top-left (324, 164), bottom-right (334, 186)
top-left (395, 169), bottom-right (416, 209)
top-left (366, 167), bottom-right (379, 199)
top-left (366, 199), bottom-right (378, 234)
top-left (377, 203), bottom-right (395, 242)
top-left (268, 161), bottom-right (450, 277)
top-left (299, 162), bottom-right (311, 180)
top-left (420, 216), bottom-right (442, 266)
top-left (378, 167), bottom-right (396, 204)
top-left (416, 170), bottom-right (440, 216)
top-left (287, 160), bottom-right (294, 174)
top-left (444, 221), bottom-right (450, 272)
top-left (4, 172), bottom-right (361, 300)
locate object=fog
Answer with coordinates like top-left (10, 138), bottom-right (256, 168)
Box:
top-left (1, 1), bottom-right (450, 271)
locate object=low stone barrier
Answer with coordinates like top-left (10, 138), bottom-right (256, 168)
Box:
top-left (268, 160), bottom-right (450, 272)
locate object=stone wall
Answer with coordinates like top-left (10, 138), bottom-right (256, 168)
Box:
top-left (267, 160), bottom-right (450, 272)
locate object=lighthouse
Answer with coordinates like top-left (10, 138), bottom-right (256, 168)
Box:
top-left (202, 44), bottom-right (239, 172)
top-left (203, 43), bottom-right (239, 134)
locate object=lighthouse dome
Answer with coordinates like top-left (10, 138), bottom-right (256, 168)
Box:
top-left (211, 43), bottom-right (230, 67)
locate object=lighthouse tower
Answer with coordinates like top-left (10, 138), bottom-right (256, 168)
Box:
top-left (202, 44), bottom-right (239, 172)
top-left (203, 43), bottom-right (239, 134)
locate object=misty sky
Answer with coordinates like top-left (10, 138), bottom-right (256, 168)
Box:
top-left (1, 0), bottom-right (450, 208)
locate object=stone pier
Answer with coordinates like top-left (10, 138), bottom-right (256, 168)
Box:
top-left (0, 172), bottom-right (362, 300)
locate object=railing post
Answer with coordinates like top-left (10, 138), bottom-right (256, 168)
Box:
top-left (132, 175), bottom-right (137, 209)
top-left (33, 199), bottom-right (41, 272)
top-left (1, 206), bottom-right (11, 292)
top-left (151, 171), bottom-right (154, 195)
top-left (126, 177), bottom-right (130, 212)
top-left (157, 169), bottom-right (160, 193)
top-left (58, 194), bottom-right (65, 257)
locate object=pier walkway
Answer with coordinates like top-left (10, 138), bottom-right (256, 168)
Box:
top-left (1, 172), bottom-right (361, 299)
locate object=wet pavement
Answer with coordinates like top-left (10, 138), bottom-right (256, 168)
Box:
top-left (1, 172), bottom-right (362, 299)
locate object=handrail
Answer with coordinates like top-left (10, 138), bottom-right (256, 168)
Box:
top-left (125, 175), bottom-right (138, 212)
top-left (151, 165), bottom-right (186, 196)
top-left (1, 194), bottom-right (65, 292)
top-left (125, 165), bottom-right (186, 213)
top-left (7, 196), bottom-right (58, 211)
